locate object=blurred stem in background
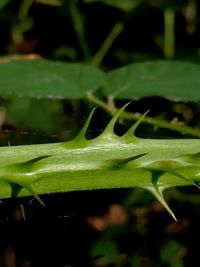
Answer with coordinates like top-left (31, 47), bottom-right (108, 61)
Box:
top-left (10, 0), bottom-right (33, 53)
top-left (18, 0), bottom-right (33, 18)
top-left (69, 0), bottom-right (126, 66)
top-left (86, 92), bottom-right (200, 137)
top-left (69, 0), bottom-right (91, 61)
top-left (164, 8), bottom-right (175, 59)
top-left (91, 20), bottom-right (125, 66)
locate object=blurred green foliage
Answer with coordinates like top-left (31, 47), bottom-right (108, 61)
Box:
top-left (0, 0), bottom-right (199, 63)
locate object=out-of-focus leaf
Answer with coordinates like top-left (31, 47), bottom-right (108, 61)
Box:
top-left (102, 61), bottom-right (200, 101)
top-left (0, 0), bottom-right (9, 9)
top-left (34, 0), bottom-right (62, 6)
top-left (0, 58), bottom-right (105, 99)
top-left (83, 0), bottom-right (142, 12)
top-left (90, 240), bottom-right (119, 262)
top-left (7, 98), bottom-right (64, 134)
top-left (160, 240), bottom-right (185, 267)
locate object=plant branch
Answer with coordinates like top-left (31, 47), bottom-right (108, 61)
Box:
top-left (86, 93), bottom-right (200, 137)
top-left (164, 8), bottom-right (175, 59)
top-left (70, 0), bottom-right (91, 60)
top-left (1, 104), bottom-right (200, 219)
top-left (91, 21), bottom-right (124, 66)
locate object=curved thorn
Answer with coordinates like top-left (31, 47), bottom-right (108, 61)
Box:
top-left (147, 186), bottom-right (177, 221)
top-left (10, 155), bottom-right (50, 172)
top-left (101, 102), bottom-right (131, 136)
top-left (122, 110), bottom-right (150, 139)
top-left (193, 182), bottom-right (200, 190)
top-left (74, 107), bottom-right (97, 140)
top-left (12, 180), bottom-right (45, 206)
top-left (20, 204), bottom-right (26, 221)
top-left (166, 168), bottom-right (196, 187)
top-left (148, 170), bottom-right (177, 220)
top-left (5, 178), bottom-right (45, 206)
top-left (23, 184), bottom-right (45, 206)
top-left (108, 153), bottom-right (148, 170)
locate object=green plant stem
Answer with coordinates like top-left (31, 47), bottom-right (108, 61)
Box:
top-left (86, 92), bottom-right (111, 112)
top-left (18, 0), bottom-right (33, 19)
top-left (0, 128), bottom-right (200, 220)
top-left (70, 0), bottom-right (91, 60)
top-left (86, 93), bottom-right (200, 137)
top-left (10, 0), bottom-right (33, 51)
top-left (124, 111), bottom-right (200, 137)
top-left (91, 21), bottom-right (124, 66)
top-left (0, 134), bottom-right (200, 198)
top-left (164, 8), bottom-right (175, 59)
top-left (1, 105), bottom-right (200, 219)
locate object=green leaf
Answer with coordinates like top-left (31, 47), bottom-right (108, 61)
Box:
top-left (102, 61), bottom-right (200, 101)
top-left (0, 59), bottom-right (105, 99)
top-left (0, 0), bottom-right (9, 9)
top-left (160, 240), bottom-right (185, 267)
top-left (34, 0), bottom-right (62, 6)
top-left (90, 240), bottom-right (119, 262)
top-left (83, 0), bottom-right (141, 12)
top-left (7, 98), bottom-right (64, 134)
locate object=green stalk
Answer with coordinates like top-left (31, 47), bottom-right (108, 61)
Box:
top-left (91, 21), bottom-right (124, 67)
top-left (86, 92), bottom-right (200, 137)
top-left (164, 8), bottom-right (175, 59)
top-left (69, 0), bottom-right (91, 60)
top-left (0, 106), bottom-right (199, 220)
top-left (18, 0), bottom-right (33, 19)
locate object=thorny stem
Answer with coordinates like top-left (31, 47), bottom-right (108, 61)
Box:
top-left (86, 92), bottom-right (200, 137)
top-left (0, 103), bottom-right (200, 219)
